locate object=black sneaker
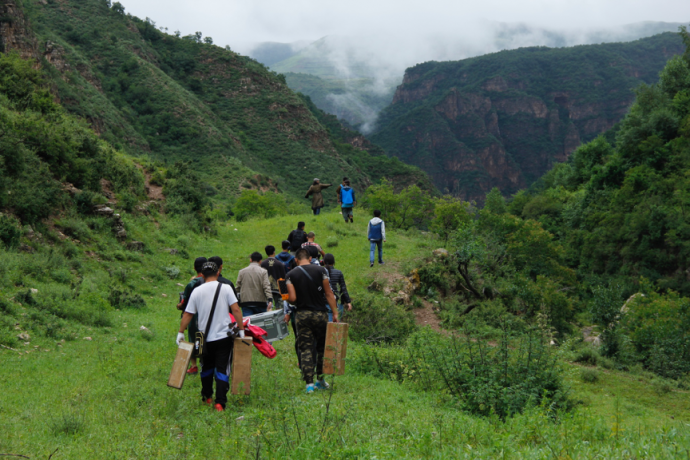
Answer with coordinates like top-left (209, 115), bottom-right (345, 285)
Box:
top-left (379, 261), bottom-right (385, 265)
top-left (370, 263), bottom-right (374, 268)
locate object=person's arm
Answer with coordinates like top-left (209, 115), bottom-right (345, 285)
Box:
top-left (305, 186), bottom-right (313, 198)
top-left (229, 303), bottom-right (244, 331)
top-left (178, 312), bottom-right (194, 334)
top-left (287, 283), bottom-right (297, 304)
top-left (367, 221), bottom-right (371, 240)
top-left (322, 183), bottom-right (332, 189)
top-left (318, 244), bottom-right (325, 258)
top-left (339, 272), bottom-right (351, 307)
top-left (262, 271), bottom-right (273, 310)
top-left (382, 221), bottom-right (386, 242)
top-left (323, 279), bottom-right (339, 322)
top-left (235, 271), bottom-right (243, 296)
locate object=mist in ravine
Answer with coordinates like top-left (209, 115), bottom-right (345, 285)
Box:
top-left (120, 0), bottom-right (690, 131)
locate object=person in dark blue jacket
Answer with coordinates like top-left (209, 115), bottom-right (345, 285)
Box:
top-left (367, 210), bottom-right (386, 267)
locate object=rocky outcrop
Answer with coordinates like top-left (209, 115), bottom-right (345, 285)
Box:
top-left (372, 34), bottom-right (685, 201)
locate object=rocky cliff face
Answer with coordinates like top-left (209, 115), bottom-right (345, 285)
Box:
top-left (372, 34), bottom-right (685, 201)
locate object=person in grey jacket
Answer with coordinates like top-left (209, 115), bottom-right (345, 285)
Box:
top-left (367, 210), bottom-right (386, 267)
top-left (236, 252), bottom-right (273, 316)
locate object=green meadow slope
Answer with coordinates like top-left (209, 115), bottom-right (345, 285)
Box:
top-left (1, 212), bottom-right (689, 459)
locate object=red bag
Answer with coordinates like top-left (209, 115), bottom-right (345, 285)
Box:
top-left (229, 314), bottom-right (277, 359)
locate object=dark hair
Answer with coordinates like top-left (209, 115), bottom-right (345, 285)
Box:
top-left (281, 240), bottom-right (290, 250)
top-left (194, 257), bottom-right (208, 273)
top-left (265, 245), bottom-right (275, 256)
top-left (324, 253), bottom-right (335, 266)
top-left (201, 261), bottom-right (219, 277)
top-left (307, 231), bottom-right (315, 239)
top-left (208, 256), bottom-right (223, 267)
top-left (374, 209), bottom-right (381, 217)
top-left (297, 221), bottom-right (305, 229)
top-left (343, 177), bottom-right (348, 182)
top-left (250, 252), bottom-right (262, 262)
top-left (344, 180), bottom-right (350, 186)
top-left (295, 248), bottom-right (310, 261)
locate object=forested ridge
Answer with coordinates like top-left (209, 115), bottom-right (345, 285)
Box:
top-left (371, 33), bottom-right (685, 201)
top-left (0, 0), bottom-right (429, 207)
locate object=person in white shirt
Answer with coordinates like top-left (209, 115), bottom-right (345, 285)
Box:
top-left (177, 261), bottom-right (244, 412)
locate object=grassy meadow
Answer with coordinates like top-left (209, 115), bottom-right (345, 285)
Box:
top-left (1, 210), bottom-right (689, 459)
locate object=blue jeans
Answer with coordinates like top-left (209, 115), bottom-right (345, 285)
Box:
top-left (370, 240), bottom-right (383, 264)
top-left (241, 303), bottom-right (267, 317)
top-left (327, 303), bottom-right (344, 322)
top-left (312, 207), bottom-right (322, 215)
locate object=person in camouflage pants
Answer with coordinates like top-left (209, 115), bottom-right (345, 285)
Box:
top-left (285, 248), bottom-right (339, 393)
top-left (295, 310), bottom-right (329, 382)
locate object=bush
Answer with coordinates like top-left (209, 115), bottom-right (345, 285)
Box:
top-left (326, 236), bottom-right (338, 248)
top-left (0, 214), bottom-right (21, 248)
top-left (573, 347), bottom-right (600, 366)
top-left (347, 292), bottom-right (416, 344)
top-left (164, 266), bottom-right (180, 279)
top-left (108, 288), bottom-right (146, 309)
top-left (233, 190), bottom-right (285, 222)
top-left (580, 368), bottom-right (600, 383)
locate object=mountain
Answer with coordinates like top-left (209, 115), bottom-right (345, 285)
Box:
top-left (0, 0), bottom-right (428, 207)
top-left (370, 33), bottom-right (685, 201)
top-left (250, 22), bottom-right (687, 133)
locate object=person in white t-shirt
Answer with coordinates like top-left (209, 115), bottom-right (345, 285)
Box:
top-left (177, 261), bottom-right (244, 412)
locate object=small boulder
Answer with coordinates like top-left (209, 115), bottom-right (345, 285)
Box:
top-left (367, 281), bottom-right (383, 292)
top-left (93, 205), bottom-right (114, 217)
top-left (17, 332), bottom-right (30, 341)
top-left (126, 241), bottom-right (145, 251)
top-left (432, 248), bottom-right (449, 258)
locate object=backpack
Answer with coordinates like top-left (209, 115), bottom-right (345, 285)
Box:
top-left (369, 221), bottom-right (383, 241)
top-left (341, 186), bottom-right (354, 206)
top-left (291, 229), bottom-right (306, 251)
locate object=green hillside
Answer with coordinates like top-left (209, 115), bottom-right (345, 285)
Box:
top-left (371, 33), bottom-right (685, 201)
top-left (4, 0), bottom-right (427, 205)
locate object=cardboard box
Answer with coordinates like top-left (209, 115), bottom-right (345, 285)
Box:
top-left (231, 338), bottom-right (253, 395)
top-left (168, 341), bottom-right (194, 389)
top-left (323, 322), bottom-right (348, 375)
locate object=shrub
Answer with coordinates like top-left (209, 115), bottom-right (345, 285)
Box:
top-left (108, 288), bottom-right (146, 309)
top-left (573, 347), bottom-right (600, 366)
top-left (233, 190), bottom-right (285, 222)
top-left (0, 214), bottom-right (21, 248)
top-left (347, 292), bottom-right (416, 344)
top-left (164, 266), bottom-right (180, 279)
top-left (580, 368), bottom-right (600, 383)
top-left (326, 236), bottom-right (338, 248)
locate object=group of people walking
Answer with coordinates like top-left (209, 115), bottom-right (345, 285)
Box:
top-left (174, 179), bottom-right (388, 411)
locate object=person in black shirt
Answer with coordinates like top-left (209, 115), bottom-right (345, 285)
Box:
top-left (285, 248), bottom-right (339, 393)
top-left (261, 245), bottom-right (286, 306)
top-left (323, 253), bottom-right (352, 322)
top-left (287, 221), bottom-right (308, 254)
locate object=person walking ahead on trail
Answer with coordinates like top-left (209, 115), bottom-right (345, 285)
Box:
top-left (323, 253), bottom-right (352, 322)
top-left (236, 252), bottom-right (273, 317)
top-left (176, 256), bottom-right (207, 375)
top-left (305, 178), bottom-right (332, 215)
top-left (287, 222), bottom-right (308, 254)
top-left (276, 240), bottom-right (296, 270)
top-left (285, 248), bottom-right (339, 394)
top-left (302, 231), bottom-right (326, 264)
top-left (261, 245), bottom-right (286, 308)
top-left (336, 177), bottom-right (348, 204)
top-left (340, 180), bottom-right (356, 223)
top-left (367, 209), bottom-right (386, 267)
top-left (177, 261), bottom-right (244, 412)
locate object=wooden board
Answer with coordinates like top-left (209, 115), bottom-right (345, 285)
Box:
top-left (323, 322), bottom-right (348, 375)
top-left (231, 338), bottom-right (253, 395)
top-left (168, 341), bottom-right (194, 389)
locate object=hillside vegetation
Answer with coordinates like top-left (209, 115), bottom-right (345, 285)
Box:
top-left (371, 33), bottom-right (685, 201)
top-left (2, 0), bottom-right (428, 206)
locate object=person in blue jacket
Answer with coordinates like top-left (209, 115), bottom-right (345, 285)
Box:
top-left (340, 180), bottom-right (356, 223)
top-left (367, 209), bottom-right (386, 267)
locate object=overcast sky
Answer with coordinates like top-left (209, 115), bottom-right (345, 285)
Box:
top-left (120, 0), bottom-right (689, 54)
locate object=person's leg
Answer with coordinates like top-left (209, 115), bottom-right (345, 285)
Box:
top-left (370, 241), bottom-right (376, 265)
top-left (290, 314), bottom-right (300, 365)
top-left (342, 208), bottom-right (349, 222)
top-left (338, 303), bottom-right (344, 319)
top-left (314, 311), bottom-right (329, 379)
top-left (378, 241), bottom-right (383, 263)
top-left (212, 338), bottom-right (233, 408)
top-left (200, 343), bottom-right (215, 402)
top-left (326, 304), bottom-right (333, 322)
top-left (188, 313), bottom-right (199, 370)
top-left (295, 311), bottom-right (316, 384)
